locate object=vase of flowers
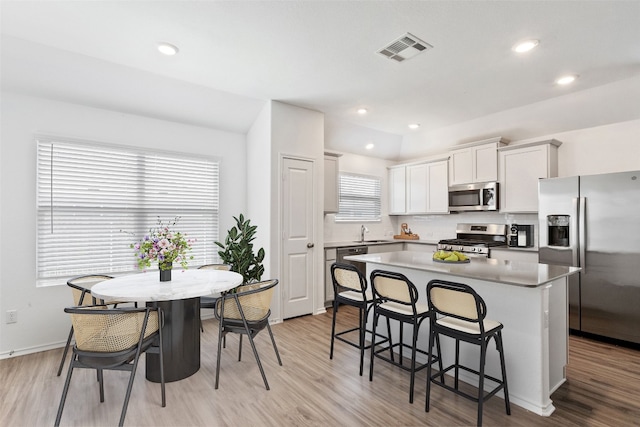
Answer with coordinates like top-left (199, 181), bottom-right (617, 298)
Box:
top-left (131, 217), bottom-right (194, 281)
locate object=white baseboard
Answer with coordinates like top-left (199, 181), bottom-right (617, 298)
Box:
top-left (0, 341), bottom-right (65, 360)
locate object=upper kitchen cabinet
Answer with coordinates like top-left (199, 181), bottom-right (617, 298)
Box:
top-left (324, 152), bottom-right (341, 213)
top-left (389, 158), bottom-right (449, 215)
top-left (498, 139), bottom-right (561, 212)
top-left (388, 165), bottom-right (407, 214)
top-left (449, 137), bottom-right (509, 185)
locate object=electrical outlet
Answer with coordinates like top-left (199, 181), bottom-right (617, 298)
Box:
top-left (6, 310), bottom-right (17, 324)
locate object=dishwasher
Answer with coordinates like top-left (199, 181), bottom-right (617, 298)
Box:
top-left (336, 246), bottom-right (368, 277)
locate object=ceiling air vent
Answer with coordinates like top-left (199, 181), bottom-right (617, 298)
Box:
top-left (377, 33), bottom-right (433, 62)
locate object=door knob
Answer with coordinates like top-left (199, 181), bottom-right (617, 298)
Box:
top-left (307, 243), bottom-right (315, 248)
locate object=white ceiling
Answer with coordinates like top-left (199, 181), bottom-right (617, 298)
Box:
top-left (2, 1), bottom-right (640, 159)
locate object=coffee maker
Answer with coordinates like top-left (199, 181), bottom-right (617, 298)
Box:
top-left (508, 224), bottom-right (534, 248)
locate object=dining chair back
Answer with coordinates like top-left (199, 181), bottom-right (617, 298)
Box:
top-left (198, 264), bottom-right (232, 332)
top-left (55, 305), bottom-right (166, 427)
top-left (56, 274), bottom-right (113, 376)
top-left (213, 279), bottom-right (282, 390)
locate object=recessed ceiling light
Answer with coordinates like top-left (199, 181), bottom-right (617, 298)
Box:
top-left (512, 39), bottom-right (539, 53)
top-left (556, 74), bottom-right (578, 85)
top-left (157, 42), bottom-right (179, 56)
top-left (365, 143), bottom-right (374, 150)
top-left (357, 108), bottom-right (368, 115)
top-left (408, 123), bottom-right (420, 130)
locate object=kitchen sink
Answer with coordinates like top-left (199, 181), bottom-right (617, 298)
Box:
top-left (352, 240), bottom-right (389, 243)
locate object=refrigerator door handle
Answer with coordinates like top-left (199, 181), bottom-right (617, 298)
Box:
top-left (579, 197), bottom-right (586, 272)
top-left (571, 197), bottom-right (579, 267)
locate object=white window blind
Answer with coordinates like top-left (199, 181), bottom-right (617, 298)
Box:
top-left (335, 172), bottom-right (381, 222)
top-left (36, 137), bottom-right (220, 284)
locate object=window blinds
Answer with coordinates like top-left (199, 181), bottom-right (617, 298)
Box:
top-left (335, 173), bottom-right (381, 221)
top-left (36, 137), bottom-right (220, 284)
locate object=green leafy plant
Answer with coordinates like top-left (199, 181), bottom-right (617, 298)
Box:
top-left (215, 214), bottom-right (265, 284)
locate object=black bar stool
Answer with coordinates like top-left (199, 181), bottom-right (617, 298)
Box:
top-left (369, 269), bottom-right (441, 403)
top-left (425, 279), bottom-right (511, 426)
top-left (329, 263), bottom-right (390, 376)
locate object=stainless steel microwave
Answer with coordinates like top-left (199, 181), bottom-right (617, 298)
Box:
top-left (448, 182), bottom-right (499, 212)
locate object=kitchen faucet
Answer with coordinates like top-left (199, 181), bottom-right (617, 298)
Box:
top-left (360, 225), bottom-right (369, 242)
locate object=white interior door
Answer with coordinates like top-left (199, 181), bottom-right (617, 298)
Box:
top-left (281, 157), bottom-right (315, 319)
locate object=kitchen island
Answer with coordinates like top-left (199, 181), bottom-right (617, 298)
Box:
top-left (345, 251), bottom-right (580, 417)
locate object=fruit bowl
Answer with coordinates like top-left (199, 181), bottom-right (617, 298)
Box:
top-left (432, 250), bottom-right (470, 263)
top-left (433, 258), bottom-right (470, 264)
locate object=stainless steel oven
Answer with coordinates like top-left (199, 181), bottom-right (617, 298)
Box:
top-left (337, 246), bottom-right (368, 277)
top-left (438, 223), bottom-right (507, 258)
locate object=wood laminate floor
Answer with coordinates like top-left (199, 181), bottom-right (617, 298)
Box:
top-left (1, 306), bottom-right (640, 426)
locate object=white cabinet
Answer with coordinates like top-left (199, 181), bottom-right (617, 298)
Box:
top-left (324, 248), bottom-right (337, 302)
top-left (498, 139), bottom-right (561, 213)
top-left (388, 166), bottom-right (406, 215)
top-left (406, 163), bottom-right (428, 213)
top-left (426, 160), bottom-right (449, 213)
top-left (449, 137), bottom-right (508, 185)
top-left (388, 158), bottom-right (449, 215)
top-left (324, 153), bottom-right (341, 213)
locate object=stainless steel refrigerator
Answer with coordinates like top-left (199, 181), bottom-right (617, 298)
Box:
top-left (538, 170), bottom-right (640, 344)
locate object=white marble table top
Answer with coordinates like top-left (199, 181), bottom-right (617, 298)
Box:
top-left (91, 269), bottom-right (243, 303)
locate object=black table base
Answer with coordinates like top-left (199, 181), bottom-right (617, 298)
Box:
top-left (146, 297), bottom-right (200, 383)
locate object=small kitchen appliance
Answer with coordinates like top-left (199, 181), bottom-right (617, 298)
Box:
top-left (437, 223), bottom-right (507, 258)
top-left (508, 224), bottom-right (534, 248)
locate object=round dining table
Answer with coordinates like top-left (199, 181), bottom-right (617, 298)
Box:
top-left (92, 268), bottom-right (243, 382)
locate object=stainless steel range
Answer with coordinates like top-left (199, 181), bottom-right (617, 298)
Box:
top-left (437, 223), bottom-right (508, 258)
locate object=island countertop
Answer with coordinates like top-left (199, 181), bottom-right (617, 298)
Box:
top-left (345, 250), bottom-right (580, 288)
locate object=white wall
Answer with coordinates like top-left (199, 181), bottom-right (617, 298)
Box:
top-left (323, 152), bottom-right (397, 242)
top-left (0, 92), bottom-right (248, 357)
top-left (399, 75), bottom-right (640, 161)
top-left (513, 119), bottom-right (640, 178)
top-left (245, 102), bottom-right (276, 317)
top-left (270, 101), bottom-right (325, 316)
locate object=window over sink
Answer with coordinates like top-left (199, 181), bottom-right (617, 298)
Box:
top-left (335, 172), bottom-right (381, 222)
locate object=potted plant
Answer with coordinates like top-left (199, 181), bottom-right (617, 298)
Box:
top-left (215, 214), bottom-right (265, 284)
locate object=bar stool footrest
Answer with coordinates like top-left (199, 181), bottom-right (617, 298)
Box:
top-left (430, 364), bottom-right (507, 403)
top-left (336, 329), bottom-right (390, 351)
top-left (373, 342), bottom-right (437, 373)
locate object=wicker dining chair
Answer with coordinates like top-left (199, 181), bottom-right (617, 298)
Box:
top-left (214, 279), bottom-right (282, 390)
top-left (55, 305), bottom-right (166, 427)
top-left (198, 264), bottom-right (232, 332)
top-left (56, 274), bottom-right (114, 376)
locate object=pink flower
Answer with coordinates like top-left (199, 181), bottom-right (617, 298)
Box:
top-left (158, 238), bottom-right (170, 249)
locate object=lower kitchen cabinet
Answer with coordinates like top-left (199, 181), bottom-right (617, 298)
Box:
top-left (325, 248), bottom-right (336, 302)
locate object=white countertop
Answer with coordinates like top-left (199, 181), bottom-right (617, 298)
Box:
top-left (345, 251), bottom-right (579, 288)
top-left (324, 239), bottom-right (437, 249)
top-left (91, 269), bottom-right (243, 303)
